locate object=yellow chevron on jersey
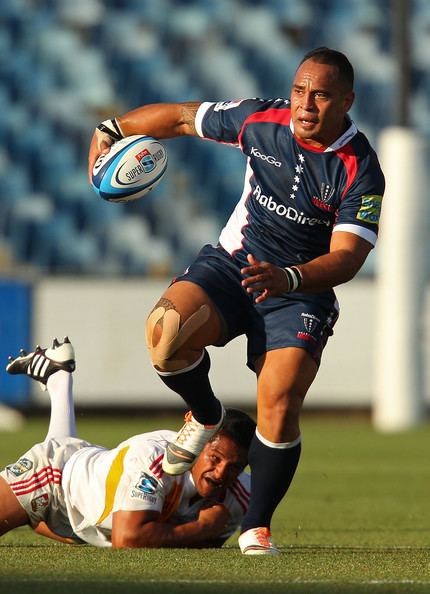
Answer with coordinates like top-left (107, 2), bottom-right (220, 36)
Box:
top-left (97, 445), bottom-right (130, 524)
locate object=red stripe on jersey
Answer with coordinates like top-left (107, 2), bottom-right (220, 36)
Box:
top-left (233, 478), bottom-right (250, 504)
top-left (238, 108), bottom-right (292, 146)
top-left (149, 453), bottom-right (164, 478)
top-left (335, 143), bottom-right (358, 199)
top-left (11, 467), bottom-right (62, 495)
top-left (12, 474), bottom-right (62, 496)
top-left (229, 479), bottom-right (250, 514)
top-left (10, 466), bottom-right (61, 488)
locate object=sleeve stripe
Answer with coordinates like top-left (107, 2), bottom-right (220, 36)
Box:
top-left (195, 102), bottom-right (215, 138)
top-left (333, 223), bottom-right (378, 246)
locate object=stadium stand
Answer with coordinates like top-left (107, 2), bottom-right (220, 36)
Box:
top-left (0, 0), bottom-right (424, 276)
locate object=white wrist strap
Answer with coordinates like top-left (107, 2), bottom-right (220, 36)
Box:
top-left (96, 118), bottom-right (124, 141)
top-left (282, 266), bottom-right (302, 292)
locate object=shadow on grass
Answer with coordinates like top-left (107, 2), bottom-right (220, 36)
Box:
top-left (1, 580), bottom-right (429, 594)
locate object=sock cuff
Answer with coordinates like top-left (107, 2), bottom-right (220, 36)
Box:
top-left (255, 428), bottom-right (301, 449)
top-left (154, 350), bottom-right (205, 377)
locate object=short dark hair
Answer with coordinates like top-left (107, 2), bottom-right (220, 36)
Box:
top-left (300, 46), bottom-right (354, 91)
top-left (214, 408), bottom-right (256, 453)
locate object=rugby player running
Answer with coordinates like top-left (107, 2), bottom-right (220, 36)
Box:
top-left (88, 47), bottom-right (385, 555)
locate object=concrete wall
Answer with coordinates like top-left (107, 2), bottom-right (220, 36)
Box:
top-left (32, 278), bottom-right (430, 409)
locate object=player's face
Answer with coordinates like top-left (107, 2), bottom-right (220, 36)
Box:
top-left (191, 434), bottom-right (247, 499)
top-left (290, 59), bottom-right (355, 149)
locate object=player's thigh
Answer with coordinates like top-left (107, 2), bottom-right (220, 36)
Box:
top-left (0, 476), bottom-right (29, 535)
top-left (148, 280), bottom-right (223, 349)
top-left (256, 347), bottom-right (318, 404)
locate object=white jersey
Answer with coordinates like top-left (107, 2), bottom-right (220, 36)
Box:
top-left (62, 430), bottom-right (250, 547)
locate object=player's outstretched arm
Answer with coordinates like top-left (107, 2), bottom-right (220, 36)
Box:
top-left (111, 503), bottom-right (230, 549)
top-left (88, 102), bottom-right (201, 181)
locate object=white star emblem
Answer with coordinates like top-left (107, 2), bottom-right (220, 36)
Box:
top-left (295, 164), bottom-right (304, 173)
top-left (292, 185), bottom-right (298, 191)
top-left (294, 175), bottom-right (300, 183)
top-left (298, 153), bottom-right (305, 163)
top-left (290, 193), bottom-right (295, 199)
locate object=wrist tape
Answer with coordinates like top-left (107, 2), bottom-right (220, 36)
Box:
top-left (283, 266), bottom-right (302, 292)
top-left (96, 118), bottom-right (124, 141)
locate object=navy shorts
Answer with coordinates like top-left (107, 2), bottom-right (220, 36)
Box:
top-left (174, 244), bottom-right (339, 370)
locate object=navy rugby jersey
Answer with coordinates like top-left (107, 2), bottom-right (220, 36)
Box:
top-left (195, 99), bottom-right (385, 269)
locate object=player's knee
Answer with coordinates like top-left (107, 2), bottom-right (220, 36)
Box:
top-left (261, 390), bottom-right (304, 425)
top-left (145, 303), bottom-right (210, 372)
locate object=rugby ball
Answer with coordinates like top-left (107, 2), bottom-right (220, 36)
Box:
top-left (92, 135), bottom-right (168, 202)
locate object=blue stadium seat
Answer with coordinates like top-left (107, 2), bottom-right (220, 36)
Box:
top-left (0, 0), bottom-right (427, 276)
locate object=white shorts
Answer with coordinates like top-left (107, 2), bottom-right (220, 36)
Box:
top-left (0, 437), bottom-right (90, 539)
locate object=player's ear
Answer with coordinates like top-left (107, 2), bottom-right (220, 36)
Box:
top-left (344, 90), bottom-right (355, 113)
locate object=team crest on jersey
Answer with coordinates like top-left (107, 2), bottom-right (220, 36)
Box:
top-left (312, 183), bottom-right (336, 212)
top-left (6, 458), bottom-right (33, 477)
top-left (296, 313), bottom-right (320, 343)
top-left (356, 195), bottom-right (382, 225)
top-left (320, 183), bottom-right (336, 203)
top-left (31, 493), bottom-right (49, 512)
top-left (213, 100), bottom-right (243, 111)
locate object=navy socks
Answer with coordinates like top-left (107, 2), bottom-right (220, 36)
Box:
top-left (241, 431), bottom-right (302, 532)
top-left (157, 349), bottom-right (222, 425)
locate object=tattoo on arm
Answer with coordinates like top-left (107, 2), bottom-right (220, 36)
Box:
top-left (180, 103), bottom-right (200, 135)
top-left (151, 298), bottom-right (177, 314)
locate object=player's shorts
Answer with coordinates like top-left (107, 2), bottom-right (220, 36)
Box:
top-left (0, 437), bottom-right (90, 538)
top-left (174, 244), bottom-right (339, 370)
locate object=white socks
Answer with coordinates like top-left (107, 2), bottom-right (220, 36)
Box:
top-left (44, 370), bottom-right (76, 441)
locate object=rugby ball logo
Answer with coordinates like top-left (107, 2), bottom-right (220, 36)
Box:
top-left (92, 135), bottom-right (168, 203)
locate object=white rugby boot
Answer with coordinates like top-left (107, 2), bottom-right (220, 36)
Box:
top-left (162, 408), bottom-right (225, 475)
top-left (238, 527), bottom-right (280, 556)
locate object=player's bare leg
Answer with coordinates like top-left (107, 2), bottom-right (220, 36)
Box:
top-left (1, 339), bottom-right (78, 543)
top-left (0, 476), bottom-right (29, 536)
top-left (239, 347), bottom-right (318, 555)
top-left (255, 347), bottom-right (317, 442)
top-left (146, 281), bottom-right (226, 474)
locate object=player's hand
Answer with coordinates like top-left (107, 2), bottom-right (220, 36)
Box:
top-left (197, 504), bottom-right (230, 536)
top-left (241, 254), bottom-right (292, 303)
top-left (87, 129), bottom-right (114, 183)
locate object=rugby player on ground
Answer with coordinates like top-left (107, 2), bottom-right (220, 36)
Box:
top-left (0, 339), bottom-right (254, 548)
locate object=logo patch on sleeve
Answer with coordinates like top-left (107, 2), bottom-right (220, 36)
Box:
top-left (136, 472), bottom-right (159, 495)
top-left (130, 472), bottom-right (160, 504)
top-left (6, 458), bottom-right (33, 477)
top-left (356, 195), bottom-right (382, 224)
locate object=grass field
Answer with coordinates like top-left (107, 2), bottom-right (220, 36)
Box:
top-left (0, 413), bottom-right (429, 594)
